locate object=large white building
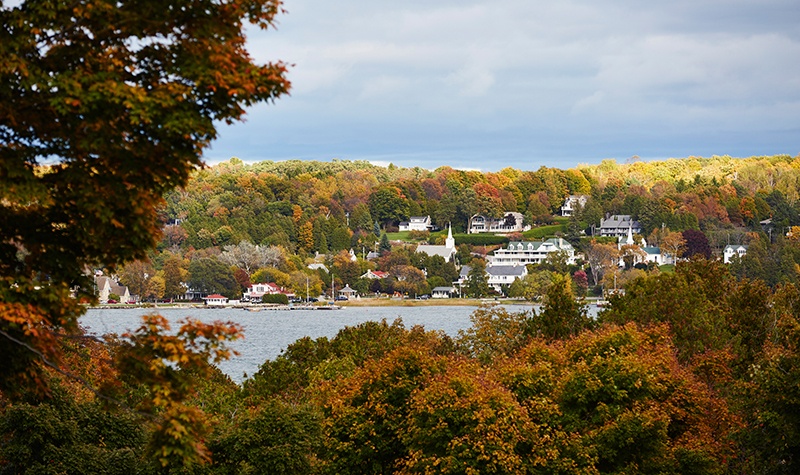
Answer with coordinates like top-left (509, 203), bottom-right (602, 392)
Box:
top-left (488, 238), bottom-right (576, 266)
top-left (456, 264), bottom-right (529, 293)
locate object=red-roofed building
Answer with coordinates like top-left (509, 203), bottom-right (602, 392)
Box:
top-left (203, 294), bottom-right (228, 305)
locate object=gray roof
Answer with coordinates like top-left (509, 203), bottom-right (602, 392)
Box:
top-left (486, 265), bottom-right (527, 277)
top-left (416, 244), bottom-right (455, 260)
top-left (600, 215), bottom-right (642, 229)
top-left (460, 264), bottom-right (526, 278)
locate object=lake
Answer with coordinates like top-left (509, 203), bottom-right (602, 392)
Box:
top-left (81, 303), bottom-right (600, 383)
top-left (80, 305), bottom-right (508, 382)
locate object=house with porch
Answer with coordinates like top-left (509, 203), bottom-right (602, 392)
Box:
top-left (432, 286), bottom-right (455, 298)
top-left (599, 215), bottom-right (643, 238)
top-left (456, 264), bottom-right (528, 294)
top-left (489, 238), bottom-right (576, 266)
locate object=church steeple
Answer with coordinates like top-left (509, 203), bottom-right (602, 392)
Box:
top-left (446, 223), bottom-right (455, 249)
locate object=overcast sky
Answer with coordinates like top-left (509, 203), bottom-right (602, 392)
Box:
top-left (205, 0), bottom-right (800, 171)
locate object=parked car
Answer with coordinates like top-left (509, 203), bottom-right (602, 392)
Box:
top-left (335, 296), bottom-right (349, 301)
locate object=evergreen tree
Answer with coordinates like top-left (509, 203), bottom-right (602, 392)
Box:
top-left (465, 260), bottom-right (491, 298)
top-left (379, 233), bottom-right (392, 253)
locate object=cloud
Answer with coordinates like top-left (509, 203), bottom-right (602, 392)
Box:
top-left (208, 0), bottom-right (800, 171)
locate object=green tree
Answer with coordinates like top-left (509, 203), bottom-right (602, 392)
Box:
top-left (379, 233), bottom-right (392, 253)
top-left (465, 260), bottom-right (491, 298)
top-left (209, 401), bottom-right (321, 475)
top-left (188, 257), bottom-right (240, 299)
top-left (368, 186), bottom-right (409, 226)
top-left (531, 274), bottom-right (592, 340)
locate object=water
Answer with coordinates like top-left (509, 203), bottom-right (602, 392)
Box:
top-left (80, 305), bottom-right (522, 382)
top-left (81, 303), bottom-right (600, 383)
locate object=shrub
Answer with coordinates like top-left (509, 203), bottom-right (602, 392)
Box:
top-left (262, 293), bottom-right (289, 305)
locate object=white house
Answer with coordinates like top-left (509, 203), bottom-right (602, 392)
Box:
top-left (244, 282), bottom-right (294, 301)
top-left (416, 225), bottom-right (457, 262)
top-left (431, 286), bottom-right (454, 298)
top-left (456, 264), bottom-right (528, 293)
top-left (616, 229), bottom-right (673, 266)
top-left (399, 216), bottom-right (434, 232)
top-left (468, 212), bottom-right (527, 234)
top-left (599, 215), bottom-right (643, 238)
top-left (723, 244), bottom-right (748, 263)
top-left (489, 238), bottom-right (576, 266)
top-left (203, 294), bottom-right (228, 306)
top-left (560, 195), bottom-right (588, 216)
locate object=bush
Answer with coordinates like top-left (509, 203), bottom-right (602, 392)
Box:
top-left (262, 293), bottom-right (289, 305)
top-left (408, 230), bottom-right (431, 241)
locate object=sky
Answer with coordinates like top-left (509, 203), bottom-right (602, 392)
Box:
top-left (205, 0), bottom-right (800, 172)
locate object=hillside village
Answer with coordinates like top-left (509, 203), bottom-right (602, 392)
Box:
top-left (96, 155), bottom-right (800, 305)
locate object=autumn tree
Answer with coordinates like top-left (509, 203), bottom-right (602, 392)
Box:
top-left (118, 259), bottom-right (156, 300)
top-left (0, 0), bottom-right (289, 413)
top-left (584, 240), bottom-right (619, 286)
top-left (163, 253), bottom-right (189, 300)
top-left (499, 324), bottom-right (737, 474)
top-left (661, 230), bottom-right (687, 263)
top-left (682, 229), bottom-right (712, 259)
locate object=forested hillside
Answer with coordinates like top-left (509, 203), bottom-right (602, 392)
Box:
top-left (129, 154), bottom-right (800, 301)
top-left (164, 155), bottom-right (800, 250)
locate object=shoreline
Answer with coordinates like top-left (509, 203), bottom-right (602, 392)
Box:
top-left (88, 297), bottom-right (604, 310)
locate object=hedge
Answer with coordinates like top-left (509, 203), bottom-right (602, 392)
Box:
top-left (262, 293), bottom-right (289, 305)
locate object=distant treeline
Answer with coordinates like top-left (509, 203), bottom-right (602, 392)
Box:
top-left (161, 154), bottom-right (800, 255)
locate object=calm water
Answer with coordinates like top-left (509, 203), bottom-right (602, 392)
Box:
top-left (80, 305), bottom-right (529, 382)
top-left (82, 303), bottom-right (600, 383)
